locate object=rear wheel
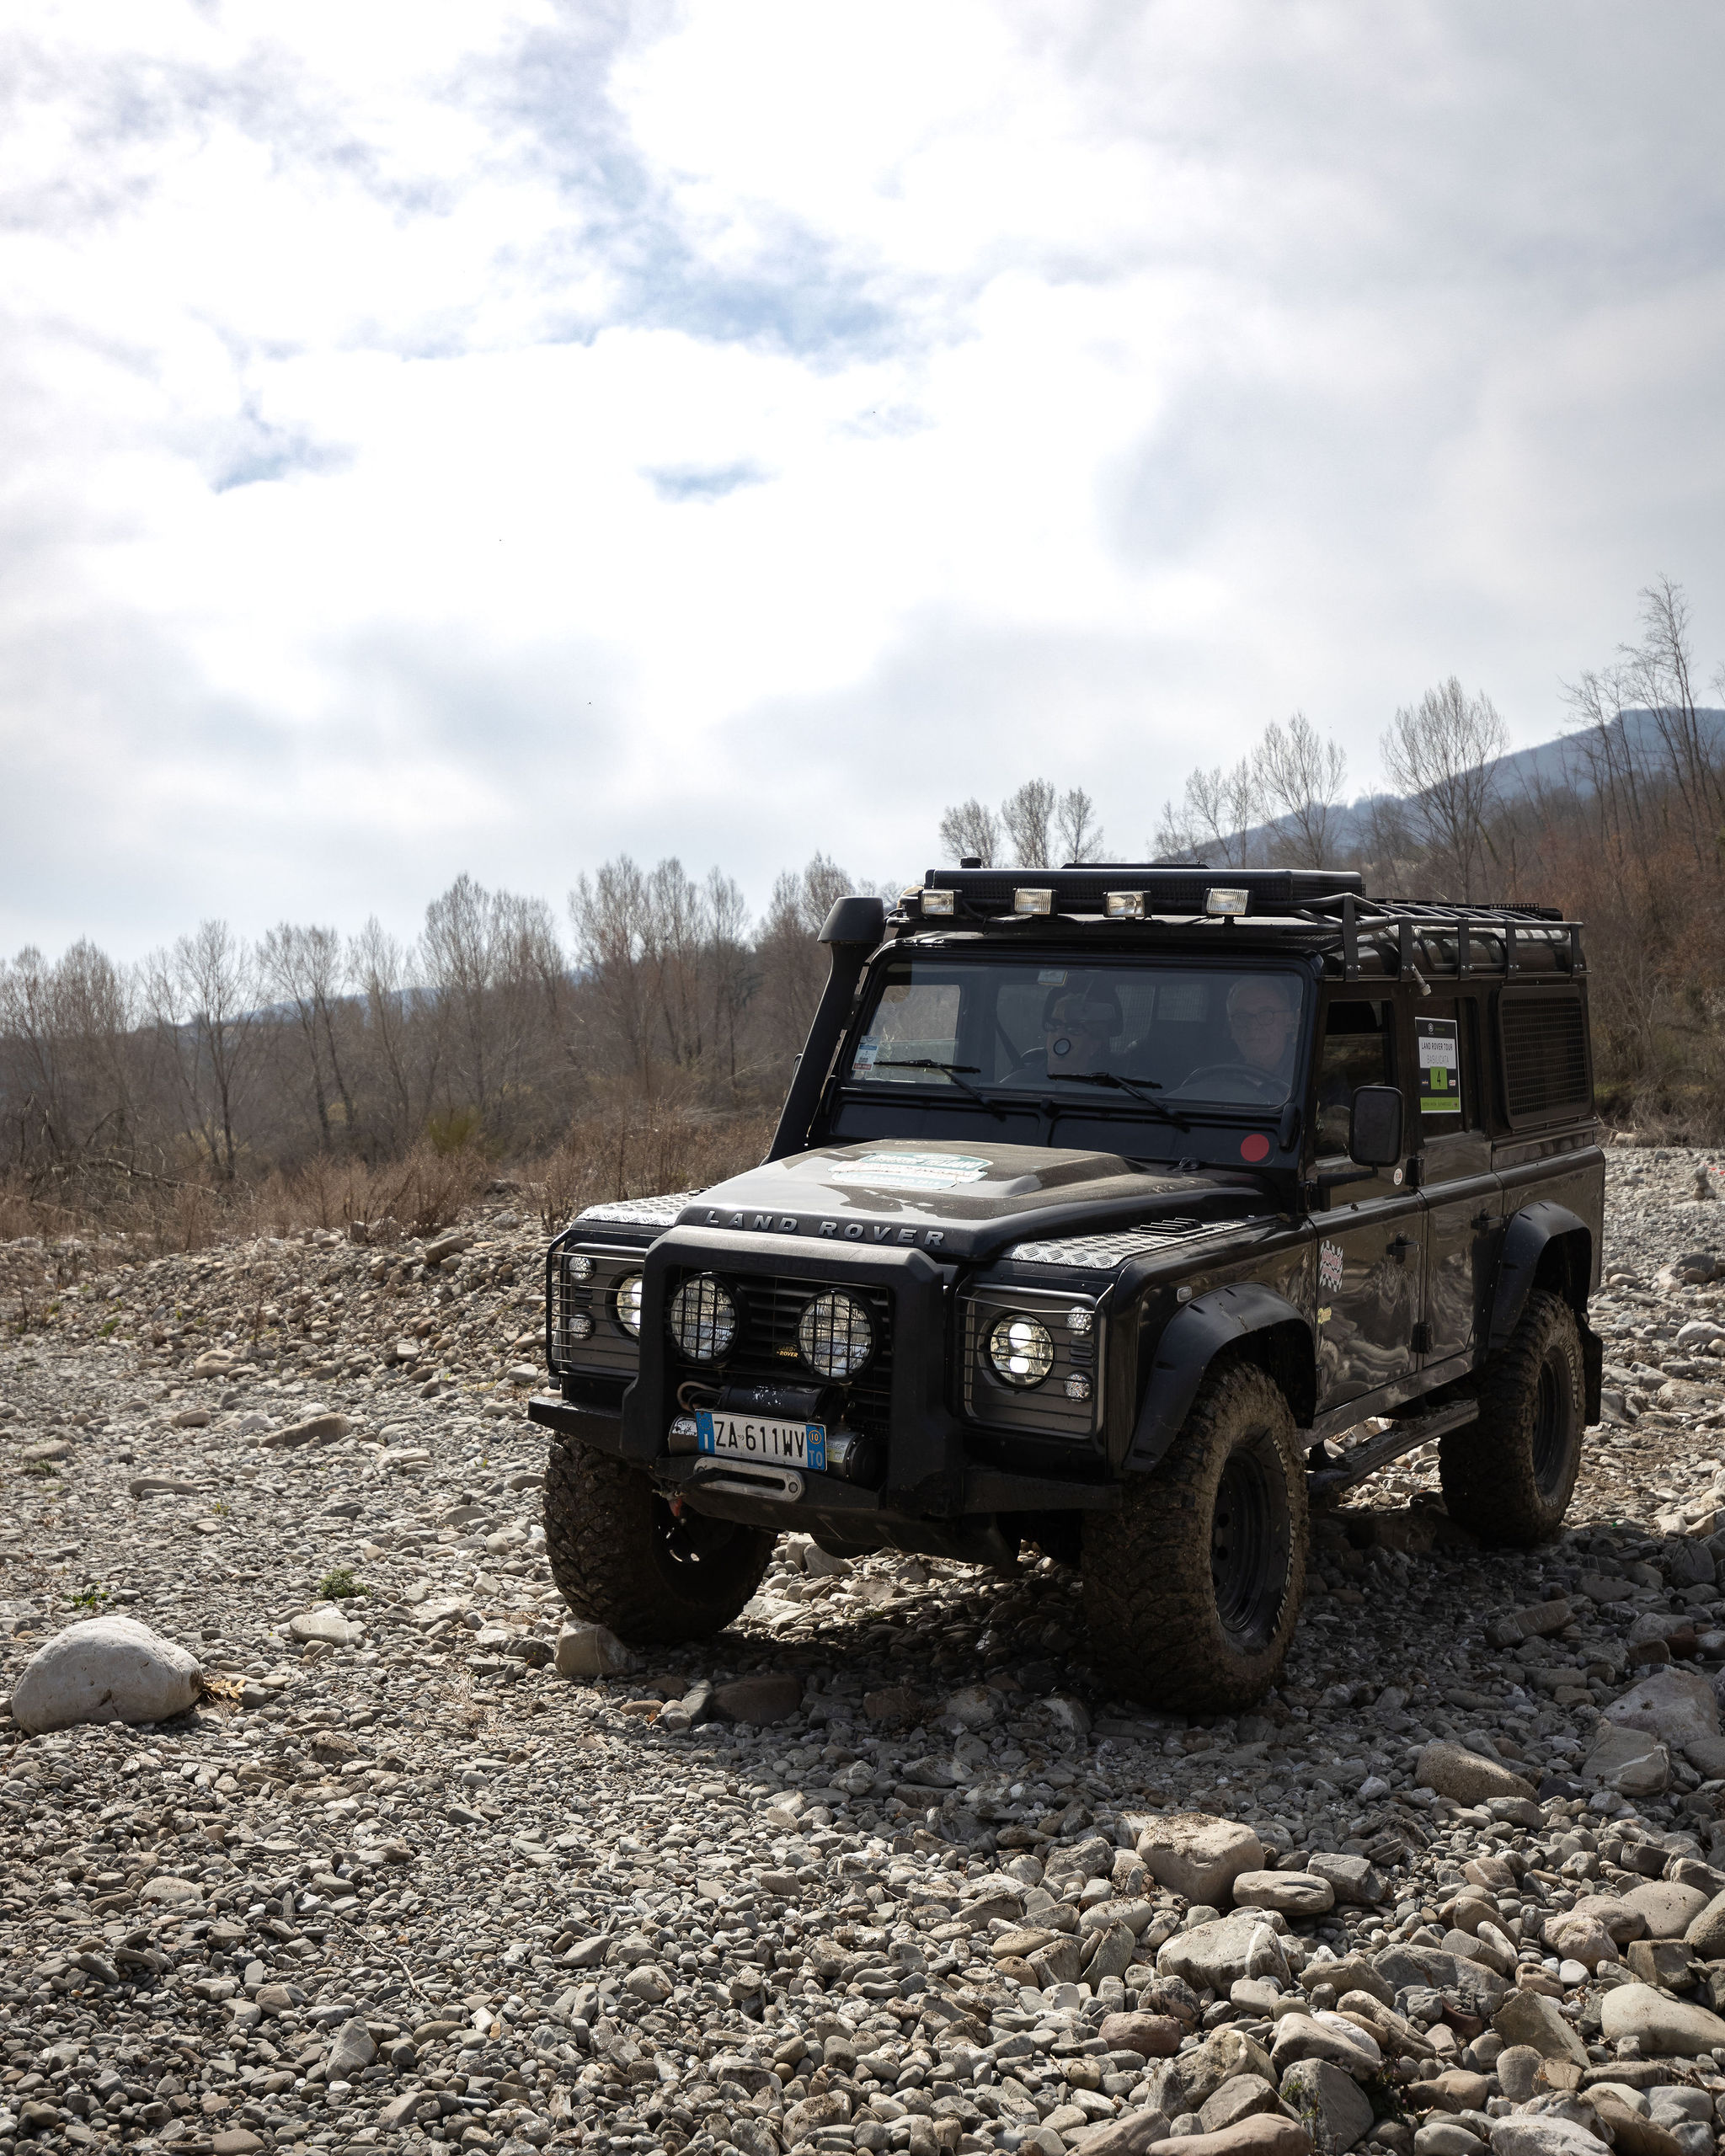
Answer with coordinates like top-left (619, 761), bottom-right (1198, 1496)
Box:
top-left (1439, 1289), bottom-right (1584, 1545)
top-left (543, 1438), bottom-right (775, 1643)
top-left (1081, 1361), bottom-right (1306, 1712)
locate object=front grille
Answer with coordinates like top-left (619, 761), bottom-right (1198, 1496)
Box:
top-left (665, 1270), bottom-right (895, 1440)
top-left (550, 1247), bottom-right (646, 1377)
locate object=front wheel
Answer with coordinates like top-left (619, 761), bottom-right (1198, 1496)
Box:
top-left (1082, 1361), bottom-right (1307, 1712)
top-left (1439, 1289), bottom-right (1584, 1545)
top-left (543, 1438), bottom-right (775, 1643)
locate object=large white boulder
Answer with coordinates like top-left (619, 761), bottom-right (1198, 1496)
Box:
top-left (1605, 1667), bottom-right (1720, 1747)
top-left (1134, 1813), bottom-right (1264, 1906)
top-left (8, 1615), bottom-right (201, 1734)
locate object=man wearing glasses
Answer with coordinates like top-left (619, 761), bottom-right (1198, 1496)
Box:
top-left (1002, 983), bottom-right (1123, 1082)
top-left (1223, 975), bottom-right (1300, 1090)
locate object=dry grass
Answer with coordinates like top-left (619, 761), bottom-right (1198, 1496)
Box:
top-left (537, 1097), bottom-right (777, 1230)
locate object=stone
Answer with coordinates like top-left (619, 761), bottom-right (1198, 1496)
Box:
top-left (212, 2133), bottom-right (265, 2156)
top-left (1599, 1983), bottom-right (1725, 2056)
top-left (1486, 1601), bottom-right (1575, 1648)
top-left (377, 2092), bottom-right (430, 2129)
top-left (1309, 1854), bottom-right (1386, 1906)
top-left (1539, 1912), bottom-right (1616, 1972)
top-left (941, 1684), bottom-right (1001, 1728)
top-left (1592, 2096), bottom-right (1683, 2156)
top-left (1101, 2012), bottom-right (1187, 2058)
top-left (784, 2095), bottom-right (852, 2141)
top-left (1087, 1920), bottom-right (1140, 1984)
top-left (8, 1614), bottom-right (201, 1733)
top-left (289, 1604), bottom-right (359, 1646)
top-left (1409, 2071), bottom-right (1493, 2115)
top-left (1232, 1870), bottom-right (1336, 1916)
top-left (1496, 2048), bottom-right (1543, 2105)
top-left (553, 1622), bottom-right (632, 1678)
top-left (714, 1673), bottom-right (804, 1725)
top-left (1065, 2111), bottom-right (1175, 2156)
top-left (1374, 1945), bottom-right (1509, 2017)
top-left (1492, 1990), bottom-right (1589, 2067)
top-left (1582, 1725), bottom-right (1672, 1796)
top-left (1413, 2128), bottom-right (1487, 2156)
top-left (261, 1412), bottom-right (350, 1448)
top-left (139, 1876), bottom-right (203, 1904)
top-left (1311, 1954), bottom-right (1393, 2006)
top-left (1136, 1814), bottom-right (1265, 1906)
top-left (1569, 1894), bottom-right (1646, 1945)
top-left (1158, 1910), bottom-right (1290, 1991)
top-left (1414, 1742), bottom-right (1537, 1806)
top-left (1201, 2078), bottom-right (1282, 2134)
top-left (1279, 2056), bottom-right (1374, 2154)
top-left (1605, 1668), bottom-right (1721, 1746)
top-left (1487, 2121), bottom-right (1614, 2156)
top-left (863, 1684), bottom-right (923, 1721)
top-left (1685, 1887), bottom-right (1725, 1956)
top-left (1683, 1734), bottom-right (1725, 1778)
top-left (1143, 2120), bottom-right (1314, 2156)
top-left (1620, 1881), bottom-right (1710, 1940)
top-left (1165, 2029), bottom-right (1276, 2112)
top-left (1270, 2012), bottom-right (1384, 2080)
top-left (325, 2017), bottom-right (377, 2076)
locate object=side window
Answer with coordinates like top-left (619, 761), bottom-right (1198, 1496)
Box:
top-left (1316, 999), bottom-right (1392, 1155)
top-left (1417, 997), bottom-right (1478, 1134)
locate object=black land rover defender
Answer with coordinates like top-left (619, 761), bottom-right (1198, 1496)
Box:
top-left (530, 866), bottom-right (1604, 1710)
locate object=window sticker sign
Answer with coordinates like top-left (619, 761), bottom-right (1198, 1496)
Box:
top-left (1417, 1016), bottom-right (1461, 1115)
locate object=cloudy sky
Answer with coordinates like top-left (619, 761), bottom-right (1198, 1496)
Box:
top-left (5, 0), bottom-right (1725, 960)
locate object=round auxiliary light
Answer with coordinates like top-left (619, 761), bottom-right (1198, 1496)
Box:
top-left (798, 1289), bottom-right (875, 1380)
top-left (988, 1312), bottom-right (1055, 1388)
top-left (668, 1274), bottom-right (737, 1362)
top-left (615, 1273), bottom-right (644, 1337)
top-left (566, 1253), bottom-right (594, 1282)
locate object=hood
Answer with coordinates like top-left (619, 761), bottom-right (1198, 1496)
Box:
top-left (671, 1137), bottom-right (1266, 1253)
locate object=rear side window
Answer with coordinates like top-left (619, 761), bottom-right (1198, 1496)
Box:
top-left (1315, 999), bottom-right (1393, 1155)
top-left (1496, 990), bottom-right (1592, 1127)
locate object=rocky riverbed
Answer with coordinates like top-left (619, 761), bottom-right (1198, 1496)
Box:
top-left (3, 1148), bottom-right (1725, 2156)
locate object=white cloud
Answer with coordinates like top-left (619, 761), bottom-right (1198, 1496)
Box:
top-left (3, 0), bottom-right (1725, 957)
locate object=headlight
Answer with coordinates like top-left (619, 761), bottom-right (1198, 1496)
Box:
top-left (669, 1274), bottom-right (736, 1362)
top-left (988, 1313), bottom-right (1055, 1387)
top-left (798, 1289), bottom-right (874, 1379)
top-left (615, 1273), bottom-right (644, 1337)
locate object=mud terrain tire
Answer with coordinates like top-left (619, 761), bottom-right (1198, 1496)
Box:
top-left (544, 1438), bottom-right (774, 1643)
top-left (1439, 1289), bottom-right (1584, 1545)
top-left (1082, 1361), bottom-right (1306, 1712)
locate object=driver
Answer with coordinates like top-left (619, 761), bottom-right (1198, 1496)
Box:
top-left (1225, 975), bottom-right (1300, 1087)
top-left (1001, 981), bottom-right (1122, 1082)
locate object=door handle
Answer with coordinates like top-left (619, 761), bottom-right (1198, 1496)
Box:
top-left (1388, 1235), bottom-right (1417, 1262)
top-left (1471, 1210), bottom-right (1493, 1231)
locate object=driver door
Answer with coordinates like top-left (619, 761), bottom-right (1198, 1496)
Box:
top-left (1311, 993), bottom-right (1423, 1411)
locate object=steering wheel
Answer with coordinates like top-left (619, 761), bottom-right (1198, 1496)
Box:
top-left (1175, 1062), bottom-right (1284, 1102)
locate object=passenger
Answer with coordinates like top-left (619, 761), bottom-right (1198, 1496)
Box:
top-left (1001, 983), bottom-right (1123, 1082)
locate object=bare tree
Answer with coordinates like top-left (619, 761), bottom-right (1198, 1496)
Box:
top-left (145, 921), bottom-right (261, 1180)
top-left (937, 798), bottom-right (1001, 866)
top-left (1055, 786), bottom-right (1104, 863)
top-left (1001, 779), bottom-right (1056, 867)
top-left (1380, 678), bottom-right (1508, 899)
top-left (1155, 759), bottom-right (1260, 867)
top-left (1618, 575), bottom-right (1725, 865)
top-left (260, 923), bottom-right (355, 1149)
top-left (1254, 712), bottom-right (1348, 867)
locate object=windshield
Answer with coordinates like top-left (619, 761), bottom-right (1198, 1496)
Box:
top-left (845, 956), bottom-right (1306, 1108)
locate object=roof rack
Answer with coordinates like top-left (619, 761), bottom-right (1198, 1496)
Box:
top-left (902, 868), bottom-right (1585, 979)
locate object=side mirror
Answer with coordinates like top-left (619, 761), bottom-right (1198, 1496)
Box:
top-left (1348, 1085), bottom-right (1404, 1168)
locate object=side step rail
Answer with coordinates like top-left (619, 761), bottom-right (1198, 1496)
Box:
top-left (1306, 1396), bottom-right (1478, 1503)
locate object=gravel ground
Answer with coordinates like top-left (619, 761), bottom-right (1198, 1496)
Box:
top-left (4, 1148), bottom-right (1725, 2156)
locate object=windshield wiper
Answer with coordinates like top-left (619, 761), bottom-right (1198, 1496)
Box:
top-left (871, 1058), bottom-right (1009, 1120)
top-left (1061, 1070), bottom-right (1192, 1129)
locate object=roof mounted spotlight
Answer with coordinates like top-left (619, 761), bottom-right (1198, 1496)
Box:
top-left (1104, 891), bottom-right (1146, 920)
top-left (919, 889), bottom-right (955, 916)
top-left (1205, 886), bottom-right (1250, 918)
top-left (1013, 889), bottom-right (1054, 915)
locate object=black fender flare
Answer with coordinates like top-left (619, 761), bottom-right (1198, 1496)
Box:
top-left (1125, 1281), bottom-right (1314, 1474)
top-left (1488, 1200), bottom-right (1593, 1353)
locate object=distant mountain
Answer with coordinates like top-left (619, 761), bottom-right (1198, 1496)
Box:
top-left (1236, 707), bottom-right (1725, 861)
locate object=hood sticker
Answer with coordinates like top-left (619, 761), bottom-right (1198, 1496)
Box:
top-left (829, 1150), bottom-right (993, 1190)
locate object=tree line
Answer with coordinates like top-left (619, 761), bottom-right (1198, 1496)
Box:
top-left (0, 853), bottom-right (867, 1221)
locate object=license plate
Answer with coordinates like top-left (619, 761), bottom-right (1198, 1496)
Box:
top-left (696, 1412), bottom-right (826, 1472)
